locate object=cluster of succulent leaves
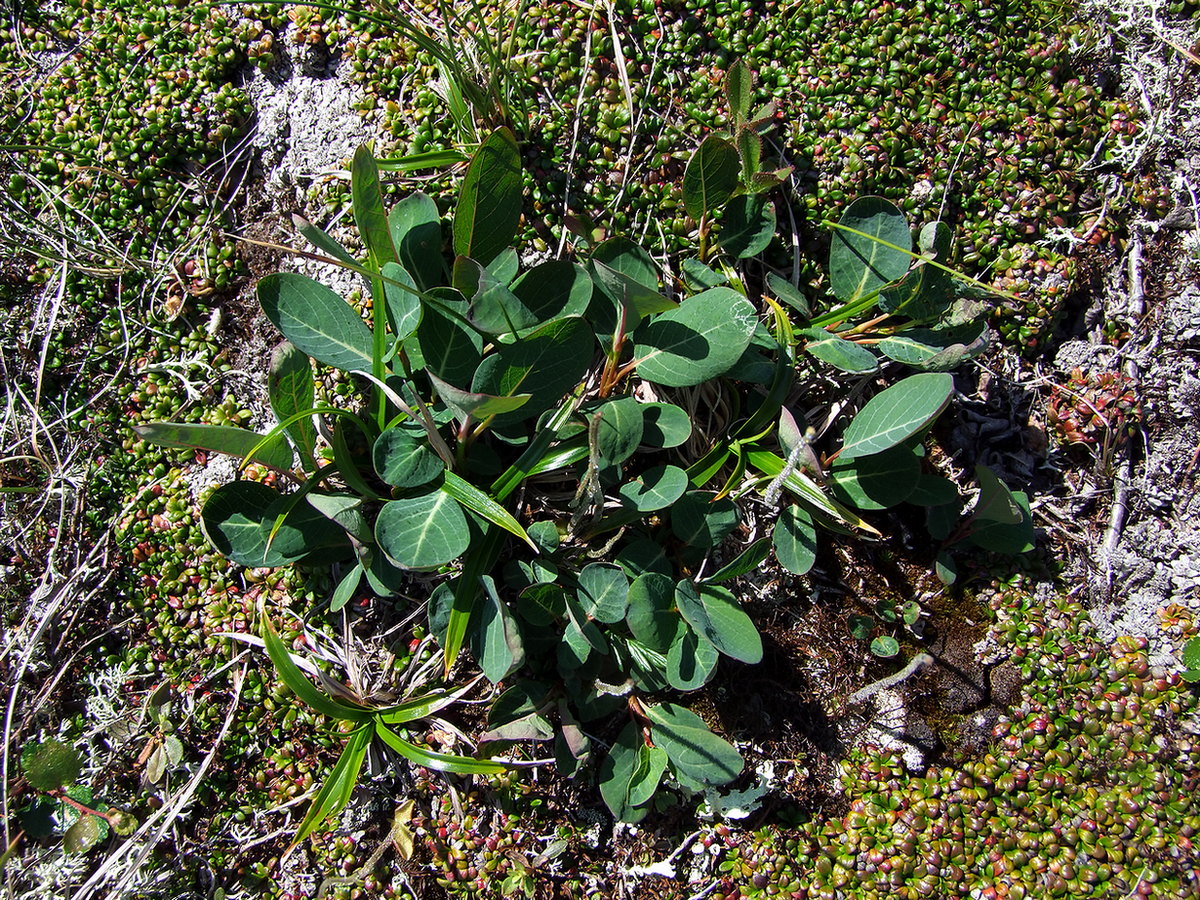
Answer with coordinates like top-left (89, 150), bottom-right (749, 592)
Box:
top-left (137, 89), bottom-right (1031, 829)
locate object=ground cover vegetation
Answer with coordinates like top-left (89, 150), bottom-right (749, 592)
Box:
top-left (2, 0), bottom-right (1198, 897)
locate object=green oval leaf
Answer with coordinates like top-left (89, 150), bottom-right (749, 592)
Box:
top-left (801, 328), bottom-right (879, 374)
top-left (907, 473), bottom-right (960, 507)
top-left (878, 322), bottom-right (989, 370)
top-left (681, 258), bottom-right (728, 291)
top-left (671, 491), bottom-right (740, 550)
top-left (626, 572), bottom-right (680, 652)
top-left (456, 256), bottom-right (537, 335)
top-left (628, 744), bottom-right (670, 807)
top-left (829, 196), bottom-right (912, 302)
top-left (1182, 636), bottom-right (1200, 674)
top-left (268, 342), bottom-right (316, 467)
top-left (592, 397), bottom-right (644, 466)
top-left (372, 428), bottom-right (444, 488)
top-left (720, 194), bottom-right (775, 259)
top-left (704, 537), bottom-right (771, 584)
top-left (592, 259), bottom-right (677, 323)
top-left (415, 290), bottom-right (484, 387)
top-left (381, 261), bottom-right (421, 341)
top-left (839, 373), bottom-right (953, 460)
top-left (871, 635), bottom-right (900, 658)
top-left (487, 247), bottom-right (520, 284)
top-left (201, 482), bottom-right (286, 567)
top-left (968, 489), bottom-right (1035, 555)
top-left (773, 504), bottom-right (817, 576)
top-left (726, 59), bottom-right (753, 124)
top-left (974, 465), bottom-right (1023, 524)
top-left (63, 814), bottom-right (107, 854)
top-left (577, 563), bottom-right (630, 624)
top-left (591, 237), bottom-right (659, 289)
top-left (388, 190), bottom-right (443, 291)
top-left (352, 144), bottom-right (398, 271)
top-left (683, 135), bottom-right (740, 220)
top-left (306, 493), bottom-right (371, 543)
top-left (471, 317), bottom-right (595, 426)
top-left (666, 625), bottom-right (719, 691)
top-left (675, 581), bottom-right (762, 664)
top-left (134, 422), bottom-right (294, 471)
top-left (259, 272), bottom-right (375, 372)
top-left (23, 738), bottom-right (81, 791)
top-left (329, 563), bottom-right (363, 613)
top-left (617, 464), bottom-right (689, 512)
top-left (600, 722), bottom-right (651, 822)
top-left (641, 403), bottom-right (693, 448)
top-left (766, 272), bottom-right (812, 318)
top-left (472, 576), bottom-right (525, 683)
top-left (633, 288), bottom-right (758, 387)
top-left (830, 444), bottom-right (921, 510)
top-left (453, 127), bottom-right (522, 266)
top-left (376, 491), bottom-right (470, 569)
top-left (644, 702), bottom-right (744, 786)
top-left (428, 372), bottom-right (531, 422)
top-left (511, 261), bottom-right (593, 326)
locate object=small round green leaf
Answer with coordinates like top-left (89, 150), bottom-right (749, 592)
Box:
top-left (683, 135), bottom-right (740, 220)
top-left (373, 428), bottom-right (444, 488)
top-left (201, 482), bottom-right (284, 568)
top-left (829, 196), bottom-right (912, 302)
top-left (63, 814), bottom-right (107, 855)
top-left (376, 491), bottom-right (470, 569)
top-left (671, 491), bottom-right (740, 550)
top-left (23, 738), bottom-right (81, 791)
top-left (577, 563), bottom-right (630, 624)
top-left (633, 289), bottom-right (758, 387)
top-left (720, 194), bottom-right (776, 259)
top-left (615, 539), bottom-right (673, 579)
top-left (641, 403), bottom-right (692, 448)
top-left (511, 261), bottom-right (593, 325)
top-left (527, 520), bottom-right (561, 554)
top-left (871, 635), bottom-right (900, 658)
top-left (848, 615), bottom-right (874, 641)
top-left (1183, 636), bottom-right (1200, 671)
top-left (453, 127), bottom-right (522, 266)
top-left (382, 261), bottom-right (422, 341)
top-left (592, 397), bottom-right (644, 466)
top-left (258, 272), bottom-right (374, 372)
top-left (801, 328), bottom-right (880, 374)
top-left (599, 722), bottom-right (650, 822)
top-left (644, 702), bottom-right (744, 786)
top-left (618, 465), bottom-right (689, 512)
top-left (907, 473), bottom-right (959, 507)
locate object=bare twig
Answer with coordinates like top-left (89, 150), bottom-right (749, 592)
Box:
top-left (848, 653), bottom-right (934, 705)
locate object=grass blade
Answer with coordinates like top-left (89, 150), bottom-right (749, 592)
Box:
top-left (291, 725), bottom-right (372, 846)
top-left (441, 471), bottom-right (535, 549)
top-left (375, 721), bottom-right (508, 774)
top-left (260, 611), bottom-right (372, 722)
